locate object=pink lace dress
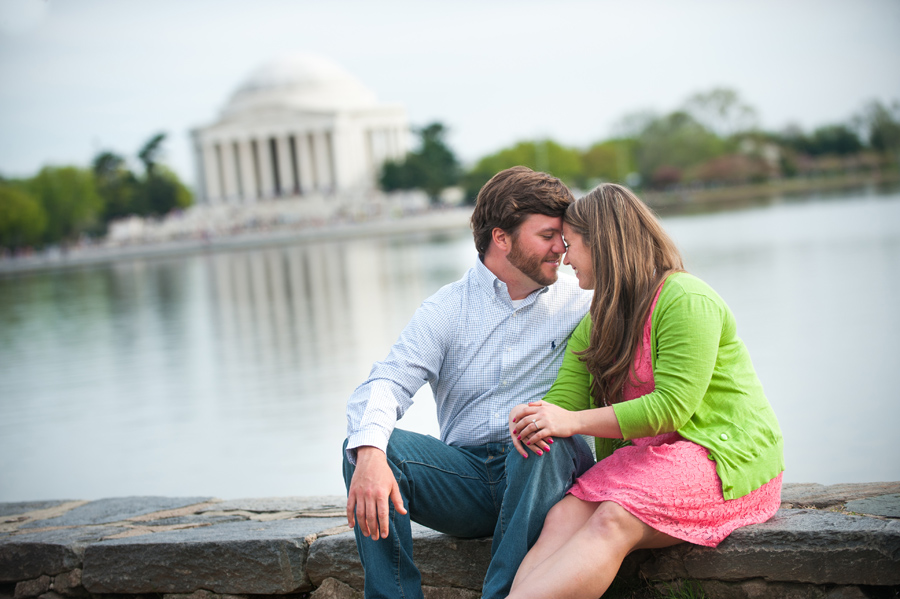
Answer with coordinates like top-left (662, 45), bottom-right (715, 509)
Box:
top-left (567, 286), bottom-right (782, 547)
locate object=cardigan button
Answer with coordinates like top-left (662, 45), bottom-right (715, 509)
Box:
top-left (720, 433), bottom-right (729, 441)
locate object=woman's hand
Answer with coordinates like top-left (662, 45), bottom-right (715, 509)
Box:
top-left (509, 400), bottom-right (577, 458)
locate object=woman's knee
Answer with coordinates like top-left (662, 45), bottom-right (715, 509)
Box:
top-left (585, 501), bottom-right (644, 541)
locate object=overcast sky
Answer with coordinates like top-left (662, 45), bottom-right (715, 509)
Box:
top-left (1, 0), bottom-right (898, 187)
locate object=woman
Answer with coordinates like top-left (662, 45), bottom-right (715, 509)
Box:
top-left (506, 184), bottom-right (784, 599)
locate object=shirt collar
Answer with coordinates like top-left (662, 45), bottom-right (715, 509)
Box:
top-left (474, 256), bottom-right (549, 305)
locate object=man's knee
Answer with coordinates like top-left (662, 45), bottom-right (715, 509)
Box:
top-left (510, 436), bottom-right (592, 478)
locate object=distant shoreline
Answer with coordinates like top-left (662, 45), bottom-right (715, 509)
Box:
top-left (0, 207), bottom-right (475, 276)
top-left (2, 173), bottom-right (898, 277)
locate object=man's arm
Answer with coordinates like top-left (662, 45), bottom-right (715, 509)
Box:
top-left (344, 297), bottom-right (453, 537)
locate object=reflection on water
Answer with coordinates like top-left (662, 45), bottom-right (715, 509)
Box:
top-left (1, 192), bottom-right (899, 501)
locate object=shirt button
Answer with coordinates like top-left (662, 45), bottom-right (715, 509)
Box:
top-left (720, 433), bottom-right (729, 441)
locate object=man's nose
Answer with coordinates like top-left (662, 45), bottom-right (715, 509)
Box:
top-left (552, 235), bottom-right (566, 255)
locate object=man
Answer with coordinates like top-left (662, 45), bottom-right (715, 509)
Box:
top-left (343, 166), bottom-right (594, 599)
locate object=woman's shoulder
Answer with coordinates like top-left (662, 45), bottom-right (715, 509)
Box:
top-left (660, 272), bottom-right (722, 303)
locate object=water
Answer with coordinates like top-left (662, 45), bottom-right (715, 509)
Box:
top-left (2, 190), bottom-right (899, 502)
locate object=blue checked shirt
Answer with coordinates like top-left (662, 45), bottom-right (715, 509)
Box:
top-left (346, 257), bottom-right (592, 462)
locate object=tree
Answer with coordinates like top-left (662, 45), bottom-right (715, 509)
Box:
top-left (809, 125), bottom-right (863, 156)
top-left (581, 139), bottom-right (637, 184)
top-left (379, 122), bottom-right (461, 203)
top-left (463, 139), bottom-right (583, 201)
top-left (138, 132), bottom-right (167, 176)
top-left (634, 111), bottom-right (725, 187)
top-left (0, 185), bottom-right (47, 249)
top-left (27, 166), bottom-right (103, 244)
top-left (857, 100), bottom-right (900, 158)
top-left (138, 165), bottom-right (192, 216)
top-left (93, 151), bottom-right (139, 221)
top-left (682, 87), bottom-right (758, 138)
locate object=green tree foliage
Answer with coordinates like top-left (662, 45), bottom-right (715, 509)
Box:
top-left (633, 111), bottom-right (725, 188)
top-left (93, 151), bottom-right (139, 221)
top-left (139, 165), bottom-right (193, 216)
top-left (776, 125), bottom-right (863, 156)
top-left (0, 185), bottom-right (47, 249)
top-left (581, 139), bottom-right (637, 185)
top-left (27, 166), bottom-right (103, 243)
top-left (858, 100), bottom-right (900, 157)
top-left (93, 132), bottom-right (193, 220)
top-left (379, 122), bottom-right (461, 203)
top-left (682, 87), bottom-right (758, 138)
top-left (463, 140), bottom-right (583, 201)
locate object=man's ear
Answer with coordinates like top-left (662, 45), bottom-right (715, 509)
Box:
top-left (491, 227), bottom-right (511, 253)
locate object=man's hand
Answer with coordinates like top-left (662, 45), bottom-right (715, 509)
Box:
top-left (346, 446), bottom-right (407, 541)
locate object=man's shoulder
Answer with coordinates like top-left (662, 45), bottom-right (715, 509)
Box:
top-left (419, 267), bottom-right (480, 311)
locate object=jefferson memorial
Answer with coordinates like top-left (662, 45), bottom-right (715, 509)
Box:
top-left (191, 54), bottom-right (409, 205)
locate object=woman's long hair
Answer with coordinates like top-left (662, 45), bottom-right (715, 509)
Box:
top-left (565, 184), bottom-right (685, 407)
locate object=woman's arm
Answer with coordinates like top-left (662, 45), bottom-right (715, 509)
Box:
top-left (613, 284), bottom-right (723, 439)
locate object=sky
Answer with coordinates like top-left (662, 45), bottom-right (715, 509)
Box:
top-left (1, 0), bottom-right (899, 188)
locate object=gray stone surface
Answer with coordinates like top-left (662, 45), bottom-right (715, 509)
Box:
top-left (0, 505), bottom-right (72, 520)
top-left (49, 569), bottom-right (85, 598)
top-left (139, 515), bottom-right (247, 527)
top-left (82, 517), bottom-right (345, 595)
top-left (14, 575), bottom-right (50, 599)
top-left (21, 498), bottom-right (213, 529)
top-left (306, 524), bottom-right (492, 592)
top-left (780, 482), bottom-right (900, 509)
top-left (0, 527), bottom-right (126, 582)
top-left (845, 493), bottom-right (900, 518)
top-left (204, 496), bottom-right (344, 514)
top-left (695, 579), bottom-right (869, 599)
top-left (639, 508), bottom-right (900, 586)
top-left (309, 578), bottom-right (361, 599)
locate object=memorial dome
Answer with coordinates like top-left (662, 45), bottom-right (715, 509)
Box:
top-left (221, 53), bottom-right (378, 118)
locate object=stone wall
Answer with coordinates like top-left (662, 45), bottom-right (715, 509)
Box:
top-left (2, 483), bottom-right (898, 599)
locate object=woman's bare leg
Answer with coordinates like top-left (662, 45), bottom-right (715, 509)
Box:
top-left (510, 495), bottom-right (598, 593)
top-left (507, 501), bottom-right (683, 599)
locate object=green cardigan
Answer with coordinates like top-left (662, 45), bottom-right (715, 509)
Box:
top-left (544, 272), bottom-right (784, 500)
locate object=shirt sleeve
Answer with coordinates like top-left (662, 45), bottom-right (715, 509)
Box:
top-left (612, 287), bottom-right (723, 440)
top-left (345, 297), bottom-right (453, 463)
top-left (542, 314), bottom-right (593, 412)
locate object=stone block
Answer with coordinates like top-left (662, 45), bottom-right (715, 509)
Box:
top-left (423, 586), bottom-right (481, 599)
top-left (695, 579), bottom-right (869, 599)
top-left (0, 505), bottom-right (73, 520)
top-left (306, 524), bottom-right (492, 592)
top-left (22, 497), bottom-right (213, 529)
top-left (13, 576), bottom-right (49, 599)
top-left (844, 494), bottom-right (900, 518)
top-left (205, 496), bottom-right (345, 514)
top-left (0, 527), bottom-right (125, 582)
top-left (780, 482), bottom-right (900, 509)
top-left (50, 569), bottom-right (85, 597)
top-left (640, 509), bottom-right (900, 586)
top-left (82, 517), bottom-right (345, 595)
top-left (309, 578), bottom-right (361, 599)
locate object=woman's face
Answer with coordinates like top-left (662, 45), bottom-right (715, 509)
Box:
top-left (562, 222), bottom-right (594, 290)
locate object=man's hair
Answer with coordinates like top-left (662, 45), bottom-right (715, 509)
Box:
top-left (471, 166), bottom-right (574, 257)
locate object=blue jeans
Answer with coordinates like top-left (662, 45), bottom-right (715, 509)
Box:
top-left (342, 429), bottom-right (594, 599)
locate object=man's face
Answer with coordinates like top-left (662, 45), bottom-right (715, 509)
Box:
top-left (506, 214), bottom-right (566, 287)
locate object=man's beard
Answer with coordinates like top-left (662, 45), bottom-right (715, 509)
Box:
top-left (508, 238), bottom-right (559, 287)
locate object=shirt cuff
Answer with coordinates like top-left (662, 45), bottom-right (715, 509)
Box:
top-left (345, 431), bottom-right (391, 465)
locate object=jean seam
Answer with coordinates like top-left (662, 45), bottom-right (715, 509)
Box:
top-left (398, 459), bottom-right (484, 482)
